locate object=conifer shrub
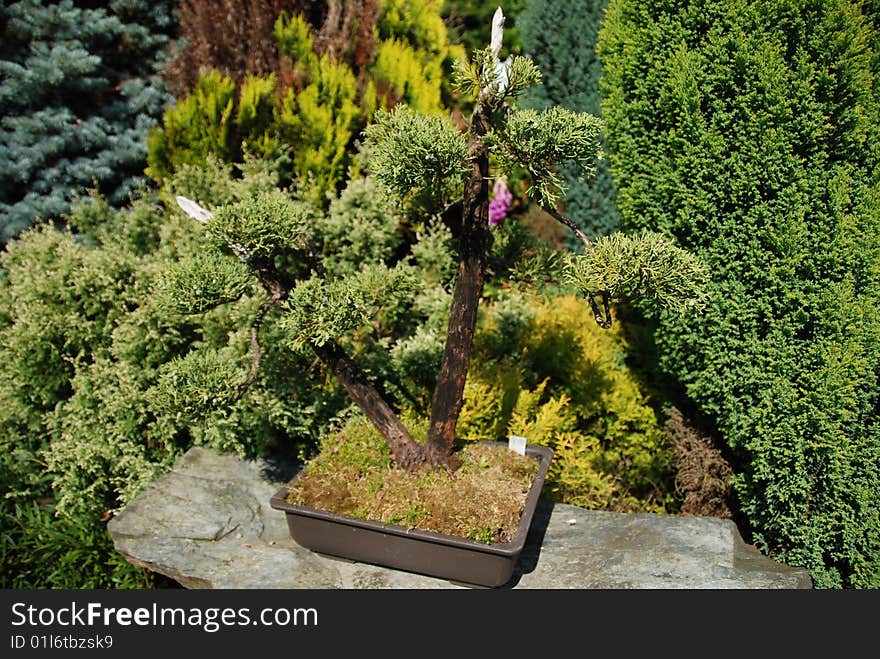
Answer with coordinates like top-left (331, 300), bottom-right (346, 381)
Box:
top-left (459, 293), bottom-right (675, 512)
top-left (146, 71), bottom-right (241, 179)
top-left (275, 45), bottom-right (363, 200)
top-left (0, 0), bottom-right (175, 242)
top-left (599, 0), bottom-right (880, 587)
top-left (519, 0), bottom-right (620, 243)
top-left (147, 0), bottom-right (464, 201)
top-left (0, 159), bottom-right (349, 587)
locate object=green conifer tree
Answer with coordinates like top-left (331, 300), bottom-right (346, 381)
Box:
top-left (519, 0), bottom-right (620, 244)
top-left (0, 0), bottom-right (175, 242)
top-left (599, 0), bottom-right (880, 588)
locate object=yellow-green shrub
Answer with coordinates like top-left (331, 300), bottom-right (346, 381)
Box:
top-left (458, 294), bottom-right (674, 512)
top-left (372, 37), bottom-right (444, 114)
top-left (278, 55), bottom-right (362, 201)
top-left (147, 0), bottom-right (463, 202)
top-left (236, 74), bottom-right (280, 160)
top-left (146, 70), bottom-right (239, 182)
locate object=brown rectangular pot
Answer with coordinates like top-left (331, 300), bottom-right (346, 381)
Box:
top-left (270, 443), bottom-right (553, 587)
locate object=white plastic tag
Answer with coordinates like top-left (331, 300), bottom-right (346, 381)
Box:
top-left (508, 435), bottom-right (527, 456)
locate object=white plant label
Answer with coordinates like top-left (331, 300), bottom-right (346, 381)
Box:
top-left (176, 195), bottom-right (213, 223)
top-left (508, 435), bottom-right (527, 456)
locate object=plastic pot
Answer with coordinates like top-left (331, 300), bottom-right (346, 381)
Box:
top-left (270, 443), bottom-right (553, 587)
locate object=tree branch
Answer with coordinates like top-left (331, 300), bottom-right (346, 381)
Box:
top-left (541, 204), bottom-right (594, 252)
top-left (313, 339), bottom-right (426, 468)
top-left (588, 292), bottom-right (613, 329)
top-left (230, 297), bottom-right (275, 403)
top-left (541, 204), bottom-right (616, 327)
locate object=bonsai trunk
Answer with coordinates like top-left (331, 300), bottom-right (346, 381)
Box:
top-left (246, 254), bottom-right (429, 469)
top-left (312, 104), bottom-right (493, 469)
top-left (312, 340), bottom-right (427, 468)
top-left (245, 103), bottom-right (495, 471)
top-left (424, 103), bottom-right (493, 465)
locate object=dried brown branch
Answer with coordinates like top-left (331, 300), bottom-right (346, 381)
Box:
top-left (163, 0), bottom-right (305, 95)
top-left (665, 406), bottom-right (735, 518)
top-left (163, 0), bottom-right (382, 96)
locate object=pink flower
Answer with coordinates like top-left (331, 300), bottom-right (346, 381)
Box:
top-left (488, 177), bottom-right (513, 227)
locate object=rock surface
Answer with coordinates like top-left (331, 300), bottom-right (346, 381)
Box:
top-left (109, 447), bottom-right (813, 589)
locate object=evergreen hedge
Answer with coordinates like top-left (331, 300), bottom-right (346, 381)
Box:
top-left (0, 160), bottom-right (341, 587)
top-left (599, 0), bottom-right (880, 588)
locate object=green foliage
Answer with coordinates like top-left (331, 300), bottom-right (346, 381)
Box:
top-left (491, 107), bottom-right (603, 207)
top-left (168, 167), bottom-right (454, 419)
top-left (0, 162), bottom-right (346, 588)
top-left (237, 74), bottom-right (281, 159)
top-left (409, 219), bottom-right (458, 286)
top-left (566, 231), bottom-right (710, 313)
top-left (450, 47), bottom-right (497, 99)
top-left (210, 190), bottom-right (312, 259)
top-left (372, 37), bottom-right (445, 114)
top-left (0, 2), bottom-right (708, 590)
top-left (519, 0), bottom-right (620, 243)
top-left (452, 47), bottom-right (541, 106)
top-left (282, 264), bottom-right (419, 350)
top-left (379, 0), bottom-right (466, 97)
top-left (0, 0), bottom-right (175, 241)
top-left (498, 55), bottom-right (544, 102)
top-left (277, 55), bottom-right (362, 202)
top-left (157, 252), bottom-right (254, 315)
top-left (150, 348), bottom-right (247, 418)
top-left (164, 154), bottom-right (282, 211)
top-left (380, 0), bottom-right (450, 51)
top-left (0, 500), bottom-right (154, 589)
top-left (315, 177), bottom-right (405, 274)
top-left (389, 325), bottom-right (447, 410)
top-left (364, 105), bottom-right (470, 208)
top-left (458, 293), bottom-right (675, 512)
top-left (599, 0), bottom-right (880, 587)
top-left (273, 11), bottom-right (315, 66)
top-left (485, 216), bottom-right (566, 288)
top-left (146, 70), bottom-right (240, 183)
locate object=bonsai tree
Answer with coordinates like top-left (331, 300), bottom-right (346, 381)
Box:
top-left (172, 7), bottom-right (707, 472)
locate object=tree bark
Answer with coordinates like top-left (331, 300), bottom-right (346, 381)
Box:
top-left (313, 339), bottom-right (426, 468)
top-left (424, 103), bottom-right (493, 464)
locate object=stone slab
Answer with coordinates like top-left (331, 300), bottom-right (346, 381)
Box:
top-left (108, 447), bottom-right (813, 589)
